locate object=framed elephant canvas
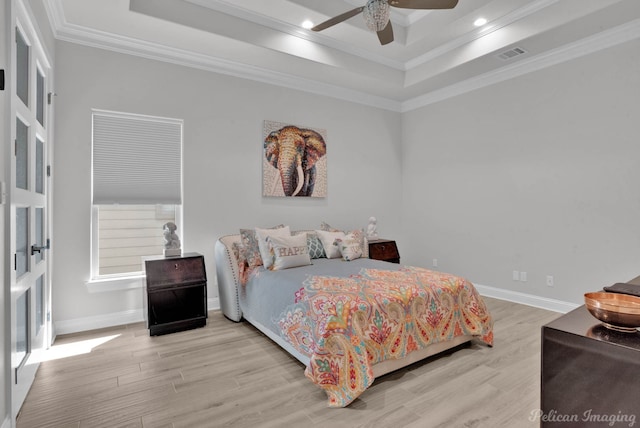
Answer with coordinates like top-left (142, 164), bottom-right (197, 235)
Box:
top-left (263, 120), bottom-right (328, 197)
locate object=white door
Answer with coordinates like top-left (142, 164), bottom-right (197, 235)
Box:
top-left (10, 3), bottom-right (53, 417)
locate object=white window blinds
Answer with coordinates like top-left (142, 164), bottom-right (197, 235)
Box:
top-left (92, 110), bottom-right (182, 204)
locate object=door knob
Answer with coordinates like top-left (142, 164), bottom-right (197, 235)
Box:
top-left (31, 238), bottom-right (50, 255)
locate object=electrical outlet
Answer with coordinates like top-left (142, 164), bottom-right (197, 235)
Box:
top-left (546, 275), bottom-right (554, 287)
top-left (519, 271), bottom-right (527, 282)
top-left (513, 270), bottom-right (519, 281)
top-left (432, 259), bottom-right (438, 268)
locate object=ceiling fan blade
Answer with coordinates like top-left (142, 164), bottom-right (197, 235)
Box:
top-left (377, 21), bottom-right (394, 45)
top-left (389, 0), bottom-right (458, 9)
top-left (311, 6), bottom-right (365, 32)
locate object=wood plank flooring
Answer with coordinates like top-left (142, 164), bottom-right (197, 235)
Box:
top-left (17, 298), bottom-right (560, 428)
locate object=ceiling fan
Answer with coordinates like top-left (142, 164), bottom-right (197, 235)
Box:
top-left (311, 0), bottom-right (458, 45)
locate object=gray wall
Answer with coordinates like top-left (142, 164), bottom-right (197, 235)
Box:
top-left (52, 22), bottom-right (640, 328)
top-left (401, 38), bottom-right (640, 305)
top-left (53, 42), bottom-right (403, 325)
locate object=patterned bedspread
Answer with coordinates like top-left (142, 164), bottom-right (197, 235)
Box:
top-left (277, 266), bottom-right (494, 407)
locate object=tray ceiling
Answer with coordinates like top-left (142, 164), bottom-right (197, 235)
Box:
top-left (44, 0), bottom-right (640, 111)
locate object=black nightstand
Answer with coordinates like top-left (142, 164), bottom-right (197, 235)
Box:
top-left (368, 239), bottom-right (400, 264)
top-left (144, 252), bottom-right (207, 336)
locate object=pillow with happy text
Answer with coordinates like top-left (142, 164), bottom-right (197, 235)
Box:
top-left (267, 233), bottom-right (311, 271)
top-left (239, 224), bottom-right (286, 270)
top-left (255, 225), bottom-right (292, 270)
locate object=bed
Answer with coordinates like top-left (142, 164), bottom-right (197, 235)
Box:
top-left (215, 228), bottom-right (493, 407)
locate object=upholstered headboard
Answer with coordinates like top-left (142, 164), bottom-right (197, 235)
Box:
top-left (214, 235), bottom-right (243, 321)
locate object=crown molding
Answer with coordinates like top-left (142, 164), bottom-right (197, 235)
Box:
top-left (43, 0), bottom-right (67, 33)
top-left (51, 16), bottom-right (403, 111)
top-left (401, 17), bottom-right (640, 112)
top-left (43, 0), bottom-right (640, 113)
top-left (17, 0), bottom-right (54, 68)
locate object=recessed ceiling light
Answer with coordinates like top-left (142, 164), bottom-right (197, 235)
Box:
top-left (474, 17), bottom-right (487, 27)
top-left (301, 20), bottom-right (314, 30)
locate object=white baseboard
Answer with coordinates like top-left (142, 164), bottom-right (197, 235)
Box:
top-left (55, 309), bottom-right (145, 335)
top-left (208, 297), bottom-right (220, 311)
top-left (474, 283), bottom-right (580, 314)
top-left (54, 297), bottom-right (221, 335)
top-left (55, 287), bottom-right (572, 336)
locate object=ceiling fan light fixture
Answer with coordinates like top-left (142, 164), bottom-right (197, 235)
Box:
top-left (363, 0), bottom-right (390, 32)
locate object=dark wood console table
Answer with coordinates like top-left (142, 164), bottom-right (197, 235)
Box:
top-left (540, 276), bottom-right (640, 427)
top-left (145, 252), bottom-right (207, 336)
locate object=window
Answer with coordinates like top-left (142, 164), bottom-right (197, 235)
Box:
top-left (96, 204), bottom-right (177, 276)
top-left (91, 110), bottom-right (183, 279)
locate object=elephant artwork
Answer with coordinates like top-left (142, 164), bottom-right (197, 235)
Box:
top-left (263, 122), bottom-right (327, 197)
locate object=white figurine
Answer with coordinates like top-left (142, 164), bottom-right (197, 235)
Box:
top-left (367, 216), bottom-right (378, 240)
top-left (163, 222), bottom-right (181, 256)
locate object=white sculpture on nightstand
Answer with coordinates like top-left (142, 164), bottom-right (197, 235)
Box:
top-left (163, 221), bottom-right (182, 257)
top-left (367, 216), bottom-right (378, 240)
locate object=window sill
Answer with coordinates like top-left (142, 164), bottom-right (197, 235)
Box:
top-left (86, 275), bottom-right (146, 293)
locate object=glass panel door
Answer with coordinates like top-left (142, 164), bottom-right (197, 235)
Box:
top-left (15, 118), bottom-right (28, 190)
top-left (16, 27), bottom-right (29, 106)
top-left (10, 13), bottom-right (53, 419)
top-left (15, 207), bottom-right (29, 277)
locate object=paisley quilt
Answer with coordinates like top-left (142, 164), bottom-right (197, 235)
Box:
top-left (277, 266), bottom-right (494, 407)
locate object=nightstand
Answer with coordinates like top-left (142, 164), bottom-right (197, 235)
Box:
top-left (144, 252), bottom-right (208, 336)
top-left (368, 239), bottom-right (400, 264)
top-left (541, 305), bottom-right (640, 427)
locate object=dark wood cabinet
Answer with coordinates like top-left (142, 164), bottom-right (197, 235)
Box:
top-left (145, 252), bottom-right (207, 336)
top-left (541, 305), bottom-right (640, 427)
top-left (368, 239), bottom-right (400, 264)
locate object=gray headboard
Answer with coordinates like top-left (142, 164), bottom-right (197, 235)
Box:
top-left (214, 235), bottom-right (243, 321)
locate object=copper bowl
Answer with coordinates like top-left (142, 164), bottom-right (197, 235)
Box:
top-left (584, 292), bottom-right (640, 333)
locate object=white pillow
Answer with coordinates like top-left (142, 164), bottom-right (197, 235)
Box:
top-left (320, 222), bottom-right (369, 258)
top-left (335, 232), bottom-right (363, 261)
top-left (315, 230), bottom-right (345, 259)
top-left (268, 234), bottom-right (311, 271)
top-left (255, 226), bottom-right (291, 269)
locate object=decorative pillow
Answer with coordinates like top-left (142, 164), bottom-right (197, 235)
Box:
top-left (315, 229), bottom-right (345, 259)
top-left (306, 233), bottom-right (326, 259)
top-left (320, 222), bottom-right (368, 258)
top-left (320, 221), bottom-right (340, 232)
top-left (267, 234), bottom-right (311, 271)
top-left (239, 229), bottom-right (263, 270)
top-left (256, 225), bottom-right (291, 269)
top-left (335, 232), bottom-right (363, 261)
top-left (232, 242), bottom-right (250, 285)
top-left (239, 224), bottom-right (285, 270)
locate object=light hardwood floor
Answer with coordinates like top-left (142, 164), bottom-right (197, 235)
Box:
top-left (17, 298), bottom-right (560, 428)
